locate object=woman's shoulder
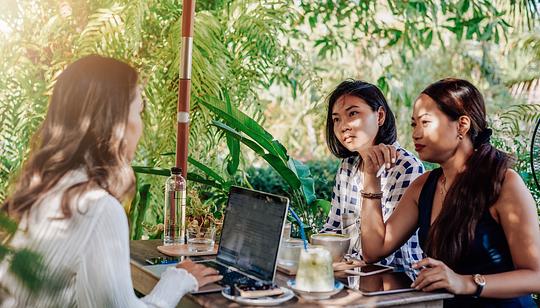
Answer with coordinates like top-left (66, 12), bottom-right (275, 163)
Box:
top-left (494, 169), bottom-right (528, 199)
top-left (490, 169), bottom-right (538, 229)
top-left (395, 146), bottom-right (423, 168)
top-left (76, 188), bottom-right (124, 217)
top-left (502, 168), bottom-right (524, 185)
top-left (494, 169), bottom-right (532, 208)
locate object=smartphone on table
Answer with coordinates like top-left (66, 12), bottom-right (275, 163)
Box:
top-left (145, 256), bottom-right (179, 265)
top-left (344, 264), bottom-right (393, 276)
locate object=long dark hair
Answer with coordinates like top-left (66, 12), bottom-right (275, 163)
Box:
top-left (3, 55), bottom-right (139, 222)
top-left (325, 79), bottom-right (397, 158)
top-left (423, 78), bottom-right (514, 267)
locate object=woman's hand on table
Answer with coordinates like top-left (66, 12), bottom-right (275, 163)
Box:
top-left (411, 257), bottom-right (475, 295)
top-left (176, 259), bottom-right (223, 287)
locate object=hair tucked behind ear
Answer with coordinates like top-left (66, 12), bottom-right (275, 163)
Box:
top-left (2, 55), bottom-right (138, 222)
top-left (422, 78), bottom-right (514, 268)
top-left (325, 79), bottom-right (397, 158)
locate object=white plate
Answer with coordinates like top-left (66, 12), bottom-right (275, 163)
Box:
top-left (221, 287), bottom-right (295, 306)
top-left (287, 280), bottom-right (344, 300)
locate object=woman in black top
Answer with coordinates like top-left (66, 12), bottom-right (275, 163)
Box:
top-left (359, 78), bottom-right (540, 307)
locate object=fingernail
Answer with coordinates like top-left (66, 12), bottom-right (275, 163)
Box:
top-left (412, 263), bottom-right (418, 269)
top-left (391, 158), bottom-right (396, 163)
top-left (386, 163), bottom-right (390, 168)
top-left (410, 282), bottom-right (415, 287)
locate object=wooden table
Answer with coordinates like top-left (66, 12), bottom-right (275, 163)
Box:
top-left (130, 240), bottom-right (453, 307)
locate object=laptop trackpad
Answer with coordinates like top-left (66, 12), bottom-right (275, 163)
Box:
top-left (191, 283), bottom-right (223, 294)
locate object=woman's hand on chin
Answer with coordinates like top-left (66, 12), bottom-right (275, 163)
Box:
top-left (358, 144), bottom-right (397, 175)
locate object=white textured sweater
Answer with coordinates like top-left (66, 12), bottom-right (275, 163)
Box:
top-left (0, 169), bottom-right (197, 307)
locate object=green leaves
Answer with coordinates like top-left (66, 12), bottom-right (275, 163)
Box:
top-left (310, 199), bottom-right (332, 217)
top-left (132, 161), bottom-right (228, 190)
top-left (78, 3), bottom-right (127, 55)
top-left (424, 30), bottom-right (433, 48)
top-left (459, 0), bottom-right (470, 15)
top-left (200, 96), bottom-right (288, 161)
top-left (6, 247), bottom-right (64, 295)
top-left (0, 212), bottom-right (17, 263)
top-left (0, 212), bottom-right (61, 297)
top-left (9, 249), bottom-right (45, 293)
top-left (0, 211), bottom-right (17, 235)
top-left (201, 93), bottom-right (331, 230)
top-left (299, 0), bottom-right (525, 59)
top-left (129, 181), bottom-right (151, 240)
top-left (291, 159), bottom-right (316, 206)
top-left (496, 104), bottom-right (540, 135)
top-left (132, 166), bottom-right (170, 177)
top-left (223, 91), bottom-right (240, 176)
top-left (210, 120), bottom-right (301, 190)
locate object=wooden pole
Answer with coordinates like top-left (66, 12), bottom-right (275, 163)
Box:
top-left (176, 0), bottom-right (195, 179)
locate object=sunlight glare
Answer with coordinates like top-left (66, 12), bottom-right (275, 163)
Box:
top-left (0, 20), bottom-right (12, 37)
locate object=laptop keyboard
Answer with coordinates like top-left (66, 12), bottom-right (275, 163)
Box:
top-left (203, 261), bottom-right (258, 286)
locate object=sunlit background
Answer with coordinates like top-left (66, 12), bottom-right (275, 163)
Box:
top-left (0, 0), bottom-right (539, 239)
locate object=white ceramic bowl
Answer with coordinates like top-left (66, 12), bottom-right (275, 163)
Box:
top-left (310, 233), bottom-right (351, 262)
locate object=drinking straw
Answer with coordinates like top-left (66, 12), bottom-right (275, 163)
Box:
top-left (288, 208), bottom-right (308, 250)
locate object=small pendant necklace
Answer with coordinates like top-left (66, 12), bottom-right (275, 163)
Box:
top-left (440, 173), bottom-right (448, 197)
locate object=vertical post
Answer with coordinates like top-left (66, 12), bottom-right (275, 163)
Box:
top-left (176, 0), bottom-right (195, 179)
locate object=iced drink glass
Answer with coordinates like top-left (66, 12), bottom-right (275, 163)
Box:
top-left (295, 246), bottom-right (334, 292)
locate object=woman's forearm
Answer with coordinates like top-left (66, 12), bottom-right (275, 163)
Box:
top-left (360, 174), bottom-right (388, 262)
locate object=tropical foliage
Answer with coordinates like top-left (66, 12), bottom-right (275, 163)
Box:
top-left (1, 1), bottom-right (539, 244)
top-left (0, 1), bottom-right (539, 301)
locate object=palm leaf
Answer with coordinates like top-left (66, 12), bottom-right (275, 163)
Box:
top-left (200, 96), bottom-right (289, 161)
top-left (211, 120), bottom-right (266, 156)
top-left (187, 156), bottom-right (226, 185)
top-left (292, 159), bottom-right (317, 206)
top-left (223, 91), bottom-right (240, 176)
top-left (211, 120), bottom-right (301, 190)
top-left (132, 165), bottom-right (224, 189)
top-left (129, 182), bottom-right (151, 240)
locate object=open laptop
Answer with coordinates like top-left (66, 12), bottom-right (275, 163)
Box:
top-left (193, 186), bottom-right (289, 294)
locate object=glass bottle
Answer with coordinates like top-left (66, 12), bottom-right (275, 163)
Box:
top-left (163, 167), bottom-right (186, 245)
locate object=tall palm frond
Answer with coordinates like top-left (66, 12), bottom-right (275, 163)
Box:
top-left (498, 0), bottom-right (539, 31)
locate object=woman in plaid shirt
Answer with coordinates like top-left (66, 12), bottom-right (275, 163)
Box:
top-left (322, 79), bottom-right (424, 269)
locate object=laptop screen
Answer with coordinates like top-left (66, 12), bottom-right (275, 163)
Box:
top-left (216, 186), bottom-right (289, 282)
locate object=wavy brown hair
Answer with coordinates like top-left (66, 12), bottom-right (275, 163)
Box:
top-left (2, 55), bottom-right (138, 222)
top-left (422, 78), bottom-right (514, 267)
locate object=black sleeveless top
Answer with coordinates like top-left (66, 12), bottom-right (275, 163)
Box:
top-left (417, 168), bottom-right (536, 308)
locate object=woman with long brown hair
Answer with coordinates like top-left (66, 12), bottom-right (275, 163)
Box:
top-left (0, 55), bottom-right (221, 307)
top-left (360, 78), bottom-right (540, 307)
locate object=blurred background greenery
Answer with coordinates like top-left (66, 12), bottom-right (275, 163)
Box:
top-left (1, 0), bottom-right (539, 245)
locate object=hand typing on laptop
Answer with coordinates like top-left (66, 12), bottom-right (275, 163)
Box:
top-left (191, 186), bottom-right (290, 294)
top-left (177, 259), bottom-right (223, 287)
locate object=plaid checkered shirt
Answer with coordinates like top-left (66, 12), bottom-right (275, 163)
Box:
top-left (322, 142), bottom-right (425, 268)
